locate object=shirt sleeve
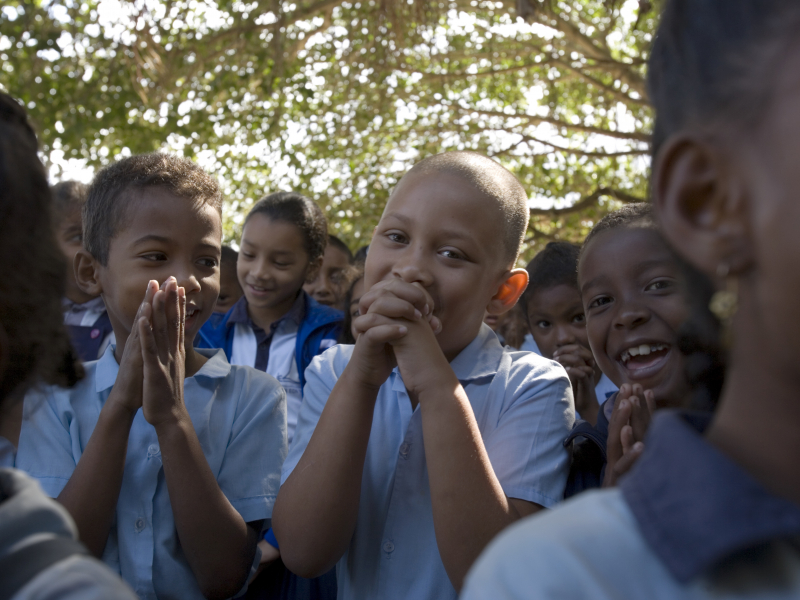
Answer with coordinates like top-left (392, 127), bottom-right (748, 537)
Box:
top-left (215, 368), bottom-right (288, 522)
top-left (16, 387), bottom-right (82, 498)
top-left (481, 354), bottom-right (575, 508)
top-left (16, 555), bottom-right (140, 600)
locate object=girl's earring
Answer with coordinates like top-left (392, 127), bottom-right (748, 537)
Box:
top-left (709, 263), bottom-right (738, 347)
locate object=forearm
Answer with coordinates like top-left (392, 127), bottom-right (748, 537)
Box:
top-left (156, 413), bottom-right (255, 600)
top-left (419, 377), bottom-right (538, 591)
top-left (272, 368), bottom-right (378, 577)
top-left (57, 400), bottom-right (135, 557)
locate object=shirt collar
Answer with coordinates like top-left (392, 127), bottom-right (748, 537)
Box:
top-left (226, 293), bottom-right (306, 332)
top-left (62, 295), bottom-right (106, 314)
top-left (620, 410), bottom-right (800, 583)
top-left (390, 323), bottom-right (504, 392)
top-left (95, 345), bottom-right (231, 393)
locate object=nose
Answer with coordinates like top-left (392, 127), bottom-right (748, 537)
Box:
top-left (173, 266), bottom-right (201, 296)
top-left (249, 256), bottom-right (272, 283)
top-left (554, 325), bottom-right (577, 347)
top-left (391, 245), bottom-right (433, 287)
top-left (613, 301), bottom-right (651, 330)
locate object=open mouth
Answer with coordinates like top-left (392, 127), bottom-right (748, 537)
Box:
top-left (185, 307), bottom-right (201, 327)
top-left (618, 343), bottom-right (671, 379)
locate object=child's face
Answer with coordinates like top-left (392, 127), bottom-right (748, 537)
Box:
top-left (525, 284), bottom-right (588, 360)
top-left (303, 244), bottom-right (351, 308)
top-left (349, 277), bottom-right (365, 341)
top-left (579, 227), bottom-right (688, 408)
top-left (238, 214), bottom-right (312, 315)
top-left (214, 261), bottom-right (243, 313)
top-left (56, 207), bottom-right (96, 304)
top-left (365, 170), bottom-right (511, 359)
top-left (96, 189), bottom-right (221, 345)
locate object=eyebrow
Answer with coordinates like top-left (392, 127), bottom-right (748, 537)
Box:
top-left (382, 212), bottom-right (477, 243)
top-left (580, 258), bottom-right (675, 292)
top-left (132, 234), bottom-right (172, 246)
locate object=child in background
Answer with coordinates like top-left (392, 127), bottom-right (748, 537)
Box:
top-left (0, 90), bottom-right (137, 600)
top-left (339, 268), bottom-right (365, 344)
top-left (464, 1), bottom-right (800, 597)
top-left (197, 192), bottom-right (342, 444)
top-left (304, 234), bottom-right (354, 310)
top-left (273, 151), bottom-right (573, 600)
top-left (522, 241), bottom-right (617, 426)
top-left (17, 153), bottom-right (288, 600)
top-left (215, 245), bottom-right (244, 313)
top-left (563, 204), bottom-right (688, 495)
top-left (53, 180), bottom-right (115, 361)
top-left (483, 304), bottom-right (529, 349)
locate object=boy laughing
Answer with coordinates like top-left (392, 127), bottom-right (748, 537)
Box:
top-left (272, 152), bottom-right (573, 600)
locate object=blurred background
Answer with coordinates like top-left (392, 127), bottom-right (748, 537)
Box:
top-left (0, 0), bottom-right (656, 261)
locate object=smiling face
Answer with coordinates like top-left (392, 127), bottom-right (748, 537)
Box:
top-left (525, 283), bottom-right (588, 360)
top-left (94, 188), bottom-right (222, 348)
top-left (303, 243), bottom-right (351, 308)
top-left (237, 214), bottom-right (315, 328)
top-left (579, 226), bottom-right (689, 408)
top-left (365, 170), bottom-right (512, 360)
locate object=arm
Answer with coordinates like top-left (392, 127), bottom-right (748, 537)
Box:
top-left (56, 284), bottom-right (155, 556)
top-left (139, 278), bottom-right (256, 599)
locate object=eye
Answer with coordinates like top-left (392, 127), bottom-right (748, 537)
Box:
top-left (68, 233), bottom-right (82, 243)
top-left (240, 251), bottom-right (254, 260)
top-left (440, 249), bottom-right (463, 260)
top-left (273, 260), bottom-right (292, 268)
top-left (198, 257), bottom-right (218, 268)
top-left (386, 231), bottom-right (407, 244)
top-left (536, 320), bottom-right (551, 329)
top-left (141, 252), bottom-right (167, 262)
top-left (646, 279), bottom-right (673, 292)
top-left (572, 313), bottom-right (585, 324)
top-left (587, 295), bottom-right (612, 310)
top-left (350, 308), bottom-right (360, 319)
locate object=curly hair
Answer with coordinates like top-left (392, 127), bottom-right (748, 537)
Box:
top-left (84, 153), bottom-right (222, 265)
top-left (0, 93), bottom-right (82, 401)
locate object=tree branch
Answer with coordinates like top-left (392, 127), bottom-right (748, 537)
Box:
top-left (528, 186), bottom-right (644, 217)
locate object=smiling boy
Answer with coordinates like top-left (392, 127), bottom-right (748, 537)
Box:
top-left (16, 153), bottom-right (288, 600)
top-left (272, 152), bottom-right (573, 600)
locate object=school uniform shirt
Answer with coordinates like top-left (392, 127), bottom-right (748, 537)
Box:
top-left (282, 323), bottom-right (574, 600)
top-left (15, 346), bottom-right (288, 600)
top-left (62, 296), bottom-right (115, 362)
top-left (594, 373), bottom-right (618, 404)
top-left (0, 435), bottom-right (14, 468)
top-left (462, 410), bottom-right (800, 600)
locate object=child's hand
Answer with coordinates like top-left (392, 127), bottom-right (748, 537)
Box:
top-left (552, 344), bottom-right (599, 425)
top-left (603, 384), bottom-right (654, 487)
top-left (349, 279), bottom-right (441, 390)
top-left (108, 282), bottom-right (158, 416)
top-left (138, 277), bottom-right (188, 428)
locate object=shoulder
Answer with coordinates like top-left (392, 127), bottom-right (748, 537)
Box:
top-left (463, 490), bottom-right (652, 599)
top-left (223, 362), bottom-right (286, 403)
top-left (24, 362), bottom-right (100, 412)
top-left (498, 349), bottom-right (571, 403)
top-left (17, 555), bottom-right (138, 600)
top-left (305, 344), bottom-right (353, 386)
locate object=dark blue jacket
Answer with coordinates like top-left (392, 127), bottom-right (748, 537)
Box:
top-left (195, 293), bottom-right (343, 391)
top-left (563, 391), bottom-right (617, 498)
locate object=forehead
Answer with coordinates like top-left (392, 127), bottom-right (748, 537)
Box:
top-left (118, 187), bottom-right (221, 239)
top-left (579, 226), bottom-right (673, 288)
top-left (527, 283), bottom-right (582, 314)
top-left (241, 213), bottom-right (306, 249)
top-left (324, 244), bottom-right (351, 266)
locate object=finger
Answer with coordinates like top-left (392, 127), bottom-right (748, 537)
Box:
top-left (612, 442), bottom-right (644, 481)
top-left (138, 313), bottom-right (159, 366)
top-left (629, 396), bottom-right (650, 442)
top-left (178, 286), bottom-right (186, 351)
top-left (606, 398), bottom-right (631, 465)
top-left (428, 315), bottom-right (442, 334)
top-left (620, 424), bottom-right (634, 454)
top-left (152, 288), bottom-right (170, 363)
top-left (644, 389), bottom-right (657, 415)
top-left (365, 295), bottom-right (424, 322)
top-left (353, 312), bottom-right (412, 336)
top-left (359, 279), bottom-right (433, 318)
top-left (617, 383), bottom-right (632, 401)
top-left (163, 278), bottom-right (180, 351)
top-left (360, 323), bottom-right (409, 347)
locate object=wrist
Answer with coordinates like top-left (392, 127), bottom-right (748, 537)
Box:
top-left (104, 394), bottom-right (140, 424)
top-left (152, 405), bottom-right (191, 435)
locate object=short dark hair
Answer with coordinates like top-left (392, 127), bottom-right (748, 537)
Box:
top-left (246, 191), bottom-right (328, 265)
top-left (523, 242), bottom-right (581, 302)
top-left (220, 245), bottom-right (238, 266)
top-left (580, 203), bottom-right (654, 264)
top-left (52, 180), bottom-right (89, 222)
top-left (649, 0), bottom-right (800, 159)
top-left (353, 245), bottom-right (369, 265)
top-left (84, 153), bottom-right (222, 265)
top-left (0, 92), bottom-right (82, 402)
top-left (328, 235), bottom-right (354, 263)
top-left (400, 151), bottom-right (529, 265)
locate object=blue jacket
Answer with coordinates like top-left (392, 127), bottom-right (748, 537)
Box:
top-left (195, 293), bottom-right (343, 391)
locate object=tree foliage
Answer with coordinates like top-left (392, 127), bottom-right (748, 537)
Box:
top-left (1, 0), bottom-right (658, 260)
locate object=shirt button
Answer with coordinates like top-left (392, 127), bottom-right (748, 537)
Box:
top-left (147, 444), bottom-right (160, 457)
top-left (399, 443), bottom-right (410, 458)
top-left (383, 541), bottom-right (395, 553)
top-left (134, 518), bottom-right (145, 532)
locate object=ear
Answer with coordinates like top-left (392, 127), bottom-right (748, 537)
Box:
top-left (305, 255), bottom-right (324, 284)
top-left (654, 133), bottom-right (754, 276)
top-left (74, 249), bottom-right (104, 296)
top-left (486, 268), bottom-right (529, 316)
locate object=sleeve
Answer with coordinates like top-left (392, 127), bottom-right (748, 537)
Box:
top-left (482, 355), bottom-right (575, 508)
top-left (17, 555), bottom-right (140, 600)
top-left (280, 347), bottom-right (345, 486)
top-left (215, 369), bottom-right (288, 522)
top-left (15, 388), bottom-right (81, 498)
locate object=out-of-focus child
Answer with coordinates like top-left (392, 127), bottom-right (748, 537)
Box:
top-left (304, 234), bottom-right (353, 310)
top-left (215, 245), bottom-right (243, 313)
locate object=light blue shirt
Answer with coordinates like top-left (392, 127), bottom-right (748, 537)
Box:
top-left (282, 324), bottom-right (574, 600)
top-left (16, 346), bottom-right (288, 600)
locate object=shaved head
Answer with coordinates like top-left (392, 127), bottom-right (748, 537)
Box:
top-left (394, 151), bottom-right (529, 265)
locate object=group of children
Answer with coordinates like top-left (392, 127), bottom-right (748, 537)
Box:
top-left (1, 0), bottom-right (799, 598)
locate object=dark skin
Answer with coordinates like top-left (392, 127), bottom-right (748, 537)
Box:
top-left (525, 284), bottom-right (602, 426)
top-left (303, 244), bottom-right (351, 309)
top-left (578, 226), bottom-right (690, 482)
top-left (69, 190), bottom-right (259, 599)
top-left (273, 171), bottom-right (534, 591)
top-left (214, 259), bottom-right (243, 313)
top-left (56, 206), bottom-right (97, 304)
top-left (655, 47), bottom-right (800, 508)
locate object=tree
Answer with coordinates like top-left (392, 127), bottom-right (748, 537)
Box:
top-left (0, 0), bottom-right (658, 260)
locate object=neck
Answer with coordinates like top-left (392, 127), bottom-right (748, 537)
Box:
top-left (66, 288), bottom-right (98, 305)
top-left (706, 310), bottom-right (800, 507)
top-left (247, 292), bottom-right (300, 332)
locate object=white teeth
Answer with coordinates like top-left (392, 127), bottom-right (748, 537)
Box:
top-left (620, 343), bottom-right (668, 364)
top-left (639, 344), bottom-right (651, 356)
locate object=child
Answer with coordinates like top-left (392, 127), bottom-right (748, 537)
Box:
top-left (215, 245), bottom-right (244, 313)
top-left (339, 268), bottom-right (365, 344)
top-left (196, 192), bottom-right (342, 444)
top-left (463, 1), bottom-right (800, 597)
top-left (16, 153), bottom-right (288, 600)
top-left (272, 151), bottom-right (573, 600)
top-left (304, 234), bottom-right (354, 310)
top-left (563, 204), bottom-right (688, 494)
top-left (523, 241), bottom-right (617, 426)
top-left (0, 91), bottom-right (136, 598)
top-left (53, 180), bottom-right (115, 361)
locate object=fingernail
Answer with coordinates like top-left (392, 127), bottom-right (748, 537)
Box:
top-left (634, 442), bottom-right (644, 451)
top-left (399, 326), bottom-right (407, 334)
top-left (414, 309), bottom-right (422, 319)
top-left (424, 304), bottom-right (430, 315)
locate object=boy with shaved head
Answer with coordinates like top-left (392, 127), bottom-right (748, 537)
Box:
top-left (272, 152), bottom-right (574, 600)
